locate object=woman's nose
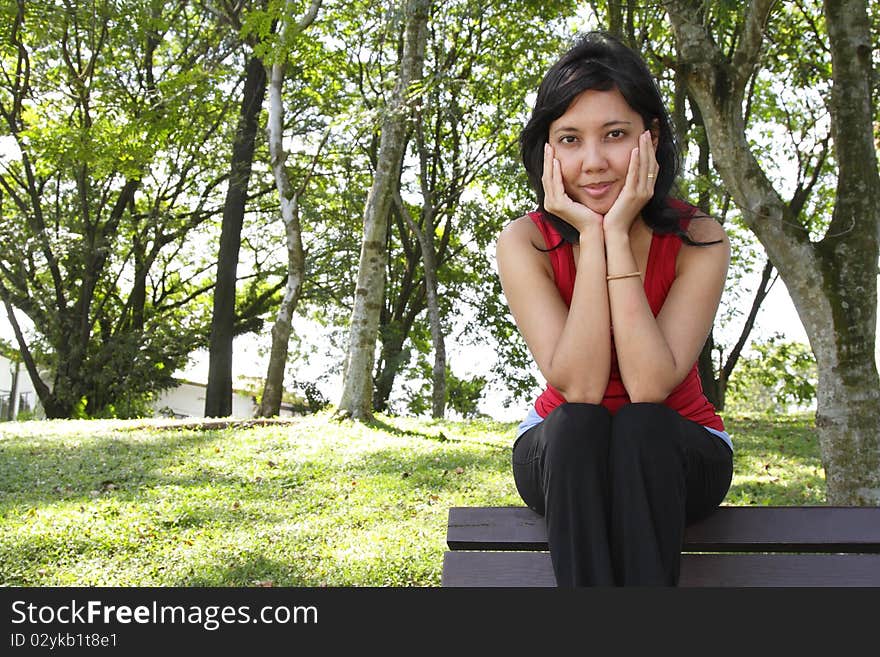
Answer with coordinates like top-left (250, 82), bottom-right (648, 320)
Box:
top-left (578, 141), bottom-right (607, 173)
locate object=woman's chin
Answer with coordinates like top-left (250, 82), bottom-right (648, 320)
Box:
top-left (582, 200), bottom-right (613, 216)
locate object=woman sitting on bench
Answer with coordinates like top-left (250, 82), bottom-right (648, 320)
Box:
top-left (495, 31), bottom-right (733, 586)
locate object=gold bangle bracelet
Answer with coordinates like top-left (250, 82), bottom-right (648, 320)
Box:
top-left (606, 271), bottom-right (641, 281)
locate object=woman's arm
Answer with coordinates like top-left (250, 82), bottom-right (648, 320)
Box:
top-left (496, 218), bottom-right (611, 403)
top-left (605, 217), bottom-right (730, 401)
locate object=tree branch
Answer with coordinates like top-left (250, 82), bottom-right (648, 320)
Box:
top-left (732, 0), bottom-right (776, 100)
top-left (722, 258), bottom-right (777, 382)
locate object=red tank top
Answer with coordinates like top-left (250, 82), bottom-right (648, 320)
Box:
top-left (529, 204), bottom-right (724, 432)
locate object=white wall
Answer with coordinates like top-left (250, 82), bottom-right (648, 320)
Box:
top-left (152, 381), bottom-right (257, 419)
top-left (0, 354), bottom-right (40, 419)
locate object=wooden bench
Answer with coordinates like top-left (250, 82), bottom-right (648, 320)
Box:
top-left (442, 505), bottom-right (880, 586)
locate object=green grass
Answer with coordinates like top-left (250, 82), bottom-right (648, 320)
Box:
top-left (0, 410), bottom-right (824, 587)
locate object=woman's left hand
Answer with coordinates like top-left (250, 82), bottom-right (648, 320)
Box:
top-left (603, 130), bottom-right (658, 236)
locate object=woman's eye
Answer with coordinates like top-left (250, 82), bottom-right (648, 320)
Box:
top-left (607, 129), bottom-right (625, 139)
top-left (559, 135), bottom-right (576, 144)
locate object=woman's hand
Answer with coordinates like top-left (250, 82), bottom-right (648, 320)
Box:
top-left (541, 143), bottom-right (603, 234)
top-left (603, 130), bottom-right (658, 237)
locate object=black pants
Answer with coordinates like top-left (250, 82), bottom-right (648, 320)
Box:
top-left (512, 402), bottom-right (733, 587)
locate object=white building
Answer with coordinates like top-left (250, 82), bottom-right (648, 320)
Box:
top-left (0, 353), bottom-right (40, 420)
top-left (152, 380), bottom-right (258, 419)
top-left (0, 353), bottom-right (261, 421)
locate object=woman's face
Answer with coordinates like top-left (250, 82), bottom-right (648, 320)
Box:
top-left (547, 87), bottom-right (652, 216)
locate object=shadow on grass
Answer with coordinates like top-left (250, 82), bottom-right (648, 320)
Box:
top-left (351, 440), bottom-right (512, 493)
top-left (0, 429), bottom-right (229, 510)
top-left (174, 552), bottom-right (296, 587)
top-left (362, 416), bottom-right (448, 442)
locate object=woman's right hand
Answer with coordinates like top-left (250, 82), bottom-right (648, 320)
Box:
top-left (541, 143), bottom-right (603, 235)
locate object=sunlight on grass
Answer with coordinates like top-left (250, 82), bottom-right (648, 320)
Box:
top-left (723, 412), bottom-right (825, 506)
top-left (0, 410), bottom-right (822, 586)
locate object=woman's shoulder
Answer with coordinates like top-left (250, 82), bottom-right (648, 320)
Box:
top-left (685, 212), bottom-right (729, 247)
top-left (497, 212), bottom-right (545, 252)
top-left (496, 213), bottom-right (557, 282)
top-left (665, 198), bottom-right (728, 247)
top-left (674, 211), bottom-right (730, 281)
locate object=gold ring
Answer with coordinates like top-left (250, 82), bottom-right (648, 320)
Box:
top-left (647, 173), bottom-right (656, 179)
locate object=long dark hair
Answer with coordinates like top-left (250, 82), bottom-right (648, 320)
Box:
top-left (520, 31), bottom-right (698, 245)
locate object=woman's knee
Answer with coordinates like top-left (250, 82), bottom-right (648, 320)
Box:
top-left (541, 403), bottom-right (612, 466)
top-left (544, 402), bottom-right (610, 430)
top-left (611, 403), bottom-right (683, 461)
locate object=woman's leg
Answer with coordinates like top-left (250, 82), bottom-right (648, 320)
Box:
top-left (512, 403), bottom-right (615, 586)
top-left (607, 403), bottom-right (733, 586)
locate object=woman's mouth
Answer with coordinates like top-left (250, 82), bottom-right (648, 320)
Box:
top-left (580, 182), bottom-right (614, 198)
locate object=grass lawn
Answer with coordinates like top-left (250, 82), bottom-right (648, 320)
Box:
top-left (0, 410), bottom-right (824, 587)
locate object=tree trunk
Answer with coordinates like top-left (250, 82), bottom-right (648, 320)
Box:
top-left (205, 54), bottom-right (268, 418)
top-left (697, 336), bottom-right (721, 410)
top-left (667, 0), bottom-right (880, 504)
top-left (257, 53), bottom-right (308, 417)
top-left (372, 197), bottom-right (429, 412)
top-left (426, 253), bottom-right (446, 419)
top-left (373, 311), bottom-right (420, 412)
top-left (700, 258), bottom-right (776, 410)
top-left (7, 358), bottom-right (19, 420)
top-left (394, 189), bottom-right (446, 418)
top-left (1, 298), bottom-right (62, 418)
top-left (337, 0), bottom-right (430, 420)
top-left (814, 0), bottom-right (880, 504)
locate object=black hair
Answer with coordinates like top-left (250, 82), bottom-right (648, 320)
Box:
top-left (520, 31), bottom-right (708, 246)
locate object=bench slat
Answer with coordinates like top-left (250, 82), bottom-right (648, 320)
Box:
top-left (442, 551), bottom-right (555, 587)
top-left (441, 551), bottom-right (880, 587)
top-left (447, 506), bottom-right (880, 553)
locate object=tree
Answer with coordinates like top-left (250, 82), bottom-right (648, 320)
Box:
top-left (0, 0), bottom-right (234, 417)
top-left (336, 0), bottom-right (430, 420)
top-left (257, 0), bottom-right (324, 417)
top-left (666, 0), bottom-right (880, 504)
top-left (361, 0), bottom-right (577, 416)
top-left (205, 1), bottom-right (270, 418)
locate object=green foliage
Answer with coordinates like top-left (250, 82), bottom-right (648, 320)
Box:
top-left (0, 339), bottom-right (17, 361)
top-left (726, 336), bottom-right (817, 415)
top-left (401, 361), bottom-right (488, 419)
top-left (0, 412), bottom-right (823, 586)
top-left (282, 380), bottom-right (330, 415)
top-left (13, 408), bottom-right (37, 422)
top-left (446, 369), bottom-right (488, 419)
top-left (0, 0), bottom-right (238, 417)
top-left (298, 0), bottom-right (579, 411)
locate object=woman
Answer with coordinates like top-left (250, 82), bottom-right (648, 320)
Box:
top-left (495, 31), bottom-right (733, 586)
